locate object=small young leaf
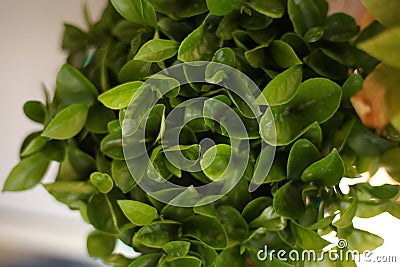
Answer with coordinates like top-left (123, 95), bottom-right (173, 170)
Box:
top-left (118, 200), bottom-right (158, 226)
top-left (23, 101), bottom-right (46, 123)
top-left (42, 103), bottom-right (89, 140)
top-left (134, 39), bottom-right (179, 62)
top-left (90, 172), bottom-right (114, 194)
top-left (3, 153), bottom-right (50, 192)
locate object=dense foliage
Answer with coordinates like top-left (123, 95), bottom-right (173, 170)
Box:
top-left (3, 0), bottom-right (400, 266)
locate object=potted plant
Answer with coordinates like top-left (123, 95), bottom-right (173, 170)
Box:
top-left (3, 0), bottom-right (400, 266)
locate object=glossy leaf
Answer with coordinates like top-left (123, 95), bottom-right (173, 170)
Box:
top-left (255, 64), bottom-right (302, 106)
top-left (304, 50), bottom-right (348, 80)
top-left (200, 144), bottom-right (231, 181)
top-left (163, 241), bottom-right (190, 257)
top-left (42, 103), bottom-right (89, 140)
top-left (128, 253), bottom-right (162, 267)
top-left (260, 78), bottom-right (342, 145)
top-left (158, 256), bottom-right (202, 267)
top-left (323, 13), bottom-right (359, 42)
top-left (178, 24), bottom-right (219, 62)
top-left (90, 172), bottom-right (114, 193)
top-left (111, 0), bottom-right (157, 28)
top-left (288, 0), bottom-right (322, 36)
top-left (217, 206), bottom-right (248, 244)
top-left (301, 149), bottom-right (345, 186)
top-left (99, 81), bottom-right (143, 110)
top-left (148, 0), bottom-right (207, 20)
top-left (206, 0), bottom-right (240, 16)
top-left (183, 215), bottom-right (228, 249)
top-left (135, 39), bottom-right (179, 62)
top-left (249, 206), bottom-right (286, 230)
top-left (133, 221), bottom-right (181, 248)
top-left (341, 74), bottom-right (363, 100)
top-left (287, 139), bottom-right (321, 181)
top-left (244, 0), bottom-right (284, 18)
top-left (3, 153), bottom-right (50, 191)
top-left (270, 40), bottom-right (302, 68)
top-left (118, 200), bottom-right (158, 226)
top-left (215, 246), bottom-right (245, 267)
top-left (334, 198), bottom-right (357, 229)
top-left (118, 60), bottom-right (151, 82)
top-left (212, 47), bottom-right (235, 67)
top-left (55, 64), bottom-right (98, 105)
top-left (111, 160), bottom-right (136, 193)
top-left (20, 136), bottom-right (48, 157)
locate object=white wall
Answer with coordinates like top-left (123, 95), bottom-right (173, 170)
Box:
top-left (0, 0), bottom-right (106, 263)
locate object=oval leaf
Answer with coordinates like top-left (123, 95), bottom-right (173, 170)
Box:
top-left (99, 81), bottom-right (144, 110)
top-left (118, 200), bottom-right (158, 226)
top-left (135, 39), bottom-right (179, 62)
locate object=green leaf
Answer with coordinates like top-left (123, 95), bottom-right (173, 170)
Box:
top-left (217, 206), bottom-right (249, 244)
top-left (334, 198), bottom-right (357, 228)
top-left (44, 181), bottom-right (96, 209)
top-left (212, 47), bottom-right (236, 67)
top-left (20, 136), bottom-right (48, 157)
top-left (273, 181), bottom-right (305, 219)
top-left (341, 74), bottom-right (363, 100)
top-left (111, 160), bottom-right (136, 193)
top-left (260, 78), bottom-right (342, 145)
top-left (270, 40), bottom-right (302, 68)
top-left (249, 206), bottom-right (286, 230)
top-left (338, 227), bottom-right (384, 253)
top-left (99, 81), bottom-right (144, 110)
top-left (287, 139), bottom-right (321, 181)
top-left (23, 101), bottom-right (46, 123)
top-left (128, 253), bottom-right (162, 267)
top-left (86, 103), bottom-right (116, 134)
top-left (183, 215), bottom-right (228, 249)
top-left (133, 221), bottom-right (181, 248)
top-left (301, 149), bottom-right (345, 186)
top-left (87, 192), bottom-right (124, 234)
top-left (291, 222), bottom-right (330, 250)
top-left (55, 64), bottom-right (98, 105)
top-left (215, 246), bottom-right (245, 267)
top-left (304, 27), bottom-right (325, 43)
top-left (87, 230), bottom-right (115, 259)
top-left (178, 24), bottom-right (219, 62)
top-left (3, 153), bottom-right (50, 192)
top-left (200, 144), bottom-right (231, 181)
top-left (163, 241), bottom-right (190, 257)
top-left (135, 39), bottom-right (179, 62)
top-left (361, 0), bottom-right (400, 28)
top-left (111, 0), bottom-right (157, 28)
top-left (206, 0), bottom-right (240, 16)
top-left (42, 103), bottom-right (89, 140)
top-left (380, 147), bottom-right (400, 182)
top-left (148, 0), bottom-right (208, 20)
top-left (358, 27), bottom-right (400, 69)
top-left (242, 197), bottom-right (272, 222)
top-left (118, 60), bottom-right (151, 83)
top-left (244, 0), bottom-right (284, 18)
top-left (304, 50), bottom-right (348, 80)
top-left (323, 13), bottom-right (359, 42)
top-left (90, 172), bottom-right (114, 194)
top-left (118, 200), bottom-right (158, 226)
top-left (255, 64), bottom-right (302, 106)
top-left (158, 256), bottom-right (202, 267)
top-left (62, 24), bottom-right (88, 52)
top-left (288, 0), bottom-right (322, 36)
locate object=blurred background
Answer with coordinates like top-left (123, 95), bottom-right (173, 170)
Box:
top-left (0, 0), bottom-right (399, 266)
